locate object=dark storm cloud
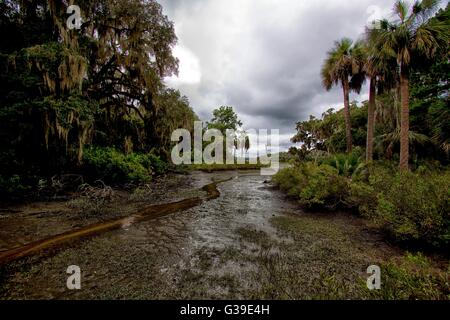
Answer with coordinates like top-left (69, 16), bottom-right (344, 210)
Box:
top-left (160, 0), bottom-right (396, 148)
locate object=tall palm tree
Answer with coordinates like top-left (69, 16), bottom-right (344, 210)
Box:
top-left (368, 0), bottom-right (450, 170)
top-left (356, 39), bottom-right (397, 162)
top-left (321, 38), bottom-right (364, 153)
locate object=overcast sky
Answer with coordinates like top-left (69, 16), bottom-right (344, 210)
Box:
top-left (159, 0), bottom-right (398, 151)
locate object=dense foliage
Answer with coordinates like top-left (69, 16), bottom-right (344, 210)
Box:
top-left (0, 0), bottom-right (197, 196)
top-left (83, 147), bottom-right (168, 184)
top-left (273, 158), bottom-right (450, 250)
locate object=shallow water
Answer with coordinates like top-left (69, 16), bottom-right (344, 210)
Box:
top-left (0, 171), bottom-right (401, 299)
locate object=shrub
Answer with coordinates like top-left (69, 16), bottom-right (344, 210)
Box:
top-left (83, 147), bottom-right (168, 184)
top-left (273, 162), bottom-right (348, 209)
top-left (344, 181), bottom-right (377, 215)
top-left (344, 164), bottom-right (394, 213)
top-left (146, 153), bottom-right (169, 175)
top-left (347, 166), bottom-right (450, 248)
top-left (297, 163), bottom-right (348, 209)
top-left (274, 161), bottom-right (450, 249)
top-left (369, 171), bottom-right (449, 247)
top-left (272, 166), bottom-right (304, 198)
top-left (319, 148), bottom-right (365, 177)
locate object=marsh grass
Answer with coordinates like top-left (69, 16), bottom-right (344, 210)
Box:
top-left (265, 214), bottom-right (450, 300)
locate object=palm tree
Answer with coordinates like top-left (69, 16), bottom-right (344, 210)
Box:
top-left (368, 0), bottom-right (450, 170)
top-left (356, 39), bottom-right (397, 162)
top-left (364, 61), bottom-right (378, 163)
top-left (321, 38), bottom-right (364, 153)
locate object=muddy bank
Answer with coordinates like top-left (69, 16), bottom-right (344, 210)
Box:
top-left (0, 173), bottom-right (209, 252)
top-left (0, 176), bottom-right (231, 265)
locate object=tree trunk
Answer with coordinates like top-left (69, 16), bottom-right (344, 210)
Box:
top-left (342, 78), bottom-right (353, 153)
top-left (399, 67), bottom-right (410, 171)
top-left (366, 77), bottom-right (376, 162)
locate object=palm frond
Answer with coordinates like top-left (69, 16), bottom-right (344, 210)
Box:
top-left (415, 16), bottom-right (450, 55)
top-left (394, 0), bottom-right (409, 22)
top-left (378, 129), bottom-right (432, 146)
top-left (416, 0), bottom-right (441, 17)
top-left (321, 38), bottom-right (360, 91)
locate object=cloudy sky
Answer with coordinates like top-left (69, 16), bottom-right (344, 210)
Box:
top-left (159, 0), bottom-right (397, 151)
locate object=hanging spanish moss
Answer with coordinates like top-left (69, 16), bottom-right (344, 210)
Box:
top-left (0, 0), bottom-right (197, 181)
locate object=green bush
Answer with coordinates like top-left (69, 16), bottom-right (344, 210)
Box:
top-left (319, 148), bottom-right (365, 177)
top-left (274, 161), bottom-right (450, 249)
top-left (297, 163), bottom-right (348, 209)
top-left (272, 166), bottom-right (304, 198)
top-left (344, 163), bottom-right (394, 213)
top-left (273, 162), bottom-right (348, 209)
top-left (83, 147), bottom-right (168, 184)
top-left (368, 170), bottom-right (450, 247)
top-left (148, 153), bottom-right (169, 175)
top-left (346, 165), bottom-right (450, 248)
top-left (344, 181), bottom-right (377, 215)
